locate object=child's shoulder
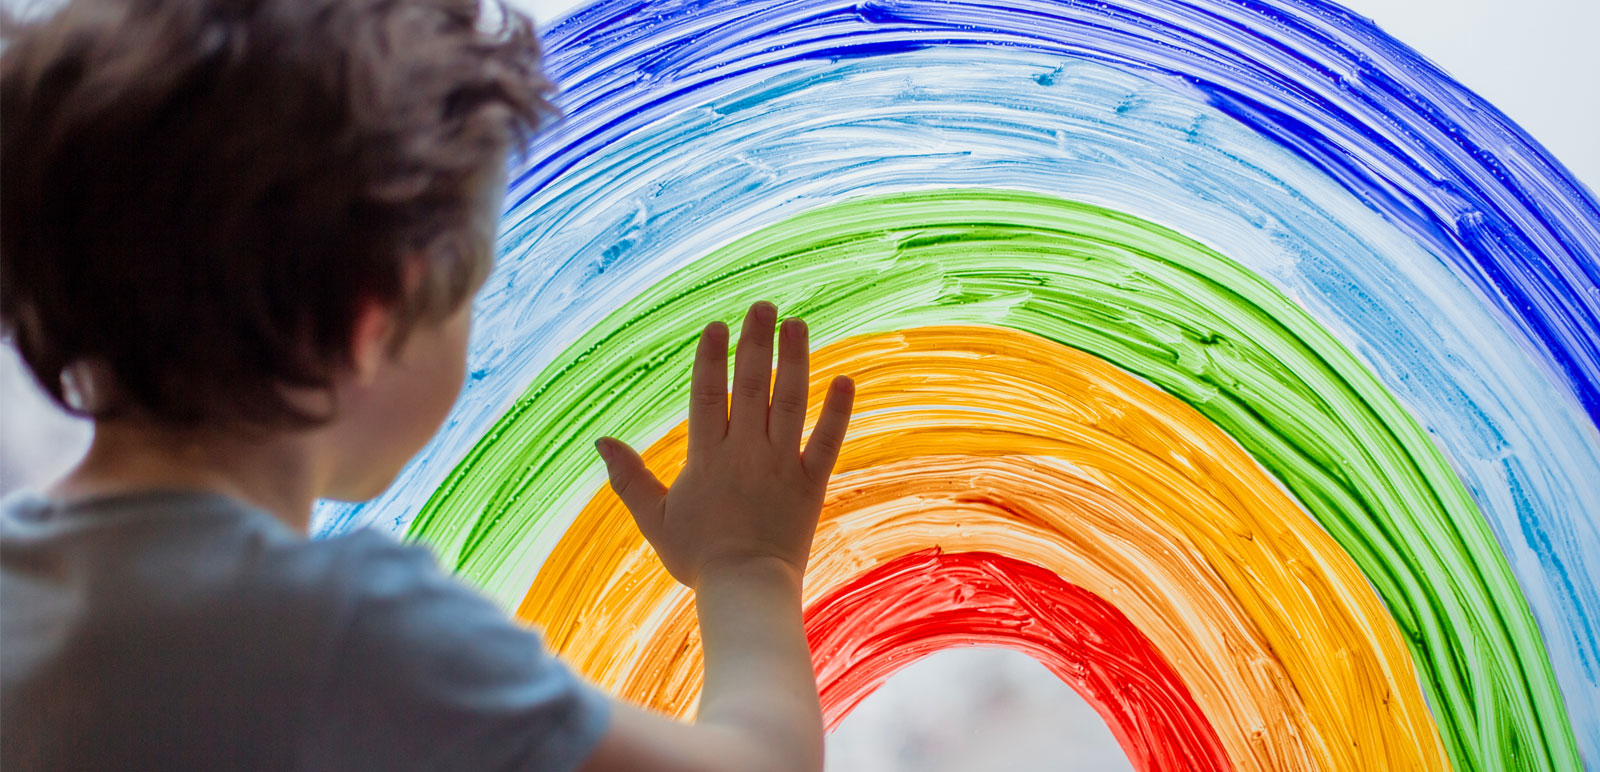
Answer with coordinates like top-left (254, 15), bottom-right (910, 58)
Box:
top-left (0, 490), bottom-right (473, 682)
top-left (5, 489), bottom-right (390, 571)
top-left (2, 490), bottom-right (403, 644)
top-left (2, 489), bottom-right (606, 770)
top-left (0, 491), bottom-right (416, 765)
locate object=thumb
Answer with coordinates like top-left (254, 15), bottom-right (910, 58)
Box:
top-left (595, 437), bottom-right (666, 534)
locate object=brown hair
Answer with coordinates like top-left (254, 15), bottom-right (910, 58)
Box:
top-left (1, 0), bottom-right (554, 426)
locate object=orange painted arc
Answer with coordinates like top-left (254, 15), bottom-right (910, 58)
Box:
top-left (517, 325), bottom-right (1452, 772)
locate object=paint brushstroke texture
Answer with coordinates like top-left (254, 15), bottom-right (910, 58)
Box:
top-left (519, 321), bottom-right (1456, 771)
top-left (309, 0), bottom-right (1600, 770)
top-left (808, 548), bottom-right (1234, 772)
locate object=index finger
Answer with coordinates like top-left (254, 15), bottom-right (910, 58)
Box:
top-left (687, 321), bottom-right (729, 455)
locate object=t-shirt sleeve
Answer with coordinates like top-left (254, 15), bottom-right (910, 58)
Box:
top-left (300, 533), bottom-right (611, 772)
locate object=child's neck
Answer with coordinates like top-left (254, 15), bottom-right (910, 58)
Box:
top-left (48, 421), bottom-right (323, 534)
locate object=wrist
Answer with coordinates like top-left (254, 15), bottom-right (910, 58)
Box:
top-left (693, 553), bottom-right (805, 595)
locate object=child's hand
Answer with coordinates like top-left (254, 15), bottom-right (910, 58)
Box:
top-left (595, 302), bottom-right (854, 590)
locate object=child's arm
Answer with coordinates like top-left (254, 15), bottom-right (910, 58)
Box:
top-left (581, 302), bottom-right (854, 772)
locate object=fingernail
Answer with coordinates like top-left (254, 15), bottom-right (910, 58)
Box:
top-left (835, 375), bottom-right (855, 393)
top-left (594, 438), bottom-right (614, 463)
top-left (754, 301), bottom-right (776, 323)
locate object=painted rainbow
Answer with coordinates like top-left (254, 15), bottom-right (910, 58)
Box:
top-left (316, 0), bottom-right (1600, 769)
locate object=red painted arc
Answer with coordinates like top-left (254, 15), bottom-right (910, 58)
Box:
top-left (805, 548), bottom-right (1233, 772)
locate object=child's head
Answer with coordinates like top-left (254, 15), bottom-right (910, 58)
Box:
top-left (2, 0), bottom-right (553, 498)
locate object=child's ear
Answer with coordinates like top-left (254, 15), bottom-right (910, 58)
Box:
top-left (348, 299), bottom-right (396, 386)
top-left (349, 258), bottom-right (426, 384)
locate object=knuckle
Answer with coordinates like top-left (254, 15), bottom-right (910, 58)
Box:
top-left (772, 394), bottom-right (807, 414)
top-left (733, 378), bottom-right (766, 399)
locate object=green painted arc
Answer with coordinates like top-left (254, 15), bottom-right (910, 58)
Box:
top-left (406, 189), bottom-right (1578, 771)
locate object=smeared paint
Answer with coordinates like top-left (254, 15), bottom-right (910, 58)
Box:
top-left (412, 189), bottom-right (1571, 770)
top-left (314, 25), bottom-right (1600, 768)
top-left (304, 0), bottom-right (1600, 767)
top-left (807, 549), bottom-right (1232, 772)
top-left (519, 324), bottom-right (1452, 772)
top-left (523, 0), bottom-right (1600, 429)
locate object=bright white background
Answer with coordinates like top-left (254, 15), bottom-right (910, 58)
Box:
top-left (2, 0), bottom-right (1594, 769)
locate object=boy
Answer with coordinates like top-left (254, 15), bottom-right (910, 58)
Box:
top-left (0, 0), bottom-right (855, 769)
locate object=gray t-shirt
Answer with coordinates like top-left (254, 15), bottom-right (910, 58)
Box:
top-left (0, 490), bottom-right (610, 771)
